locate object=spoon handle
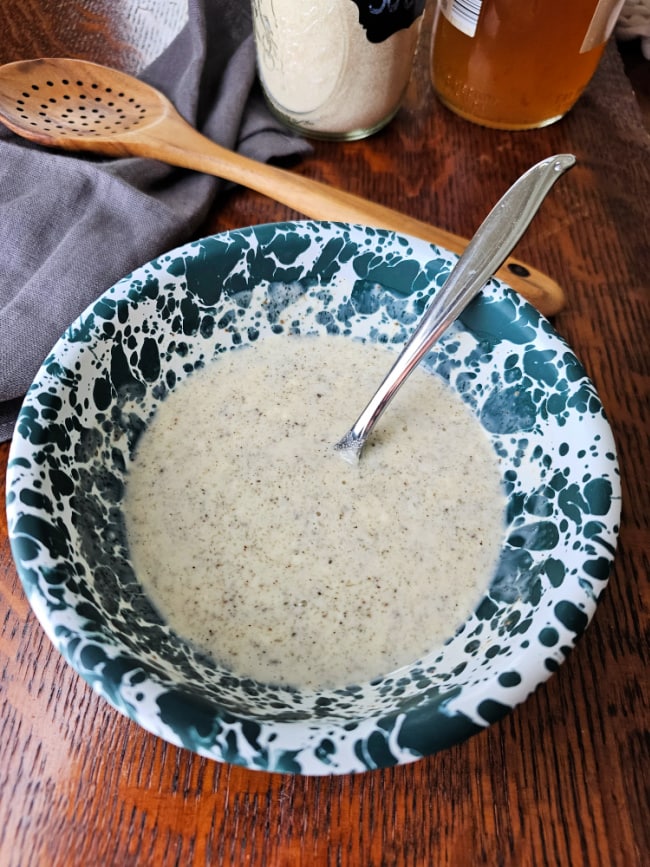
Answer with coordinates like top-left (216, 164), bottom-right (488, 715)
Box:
top-left (150, 121), bottom-right (566, 316)
top-left (335, 154), bottom-right (576, 462)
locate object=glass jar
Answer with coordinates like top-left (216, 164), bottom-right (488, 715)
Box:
top-left (430, 0), bottom-right (626, 130)
top-left (251, 0), bottom-right (426, 141)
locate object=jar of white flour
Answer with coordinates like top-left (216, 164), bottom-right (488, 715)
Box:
top-left (251, 0), bottom-right (426, 140)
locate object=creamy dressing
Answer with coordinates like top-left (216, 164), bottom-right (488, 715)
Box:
top-left (124, 335), bottom-right (506, 690)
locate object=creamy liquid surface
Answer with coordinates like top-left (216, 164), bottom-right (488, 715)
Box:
top-left (124, 335), bottom-right (506, 690)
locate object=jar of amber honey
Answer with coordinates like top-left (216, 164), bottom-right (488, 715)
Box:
top-left (430, 0), bottom-right (626, 129)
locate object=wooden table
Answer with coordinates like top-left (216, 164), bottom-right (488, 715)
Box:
top-left (1, 3), bottom-right (648, 865)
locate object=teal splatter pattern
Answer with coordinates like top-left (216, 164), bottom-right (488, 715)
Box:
top-left (6, 222), bottom-right (620, 775)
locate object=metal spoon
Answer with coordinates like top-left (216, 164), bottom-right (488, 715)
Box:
top-left (0, 56), bottom-right (566, 315)
top-left (334, 154), bottom-right (576, 464)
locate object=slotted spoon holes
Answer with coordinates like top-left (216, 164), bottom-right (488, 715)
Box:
top-left (14, 76), bottom-right (148, 136)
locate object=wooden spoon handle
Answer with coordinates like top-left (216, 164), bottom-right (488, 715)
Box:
top-left (244, 165), bottom-right (565, 316)
top-left (140, 121), bottom-right (566, 316)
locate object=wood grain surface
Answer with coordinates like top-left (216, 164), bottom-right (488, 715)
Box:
top-left (1, 2), bottom-right (648, 866)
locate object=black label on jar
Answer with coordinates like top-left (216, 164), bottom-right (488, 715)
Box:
top-left (349, 0), bottom-right (426, 43)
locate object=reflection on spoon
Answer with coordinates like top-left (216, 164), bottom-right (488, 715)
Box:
top-left (334, 154), bottom-right (576, 464)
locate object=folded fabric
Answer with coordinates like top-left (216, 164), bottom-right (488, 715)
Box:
top-left (0, 0), bottom-right (309, 441)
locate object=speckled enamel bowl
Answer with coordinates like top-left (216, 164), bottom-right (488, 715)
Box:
top-left (6, 221), bottom-right (620, 775)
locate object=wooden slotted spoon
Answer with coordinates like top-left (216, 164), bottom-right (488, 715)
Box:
top-left (0, 57), bottom-right (565, 315)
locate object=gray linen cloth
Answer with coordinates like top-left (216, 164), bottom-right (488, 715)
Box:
top-left (0, 0), bottom-right (308, 441)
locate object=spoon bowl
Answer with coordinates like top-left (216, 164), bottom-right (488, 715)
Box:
top-left (0, 56), bottom-right (566, 316)
top-left (0, 60), bottom-right (163, 144)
